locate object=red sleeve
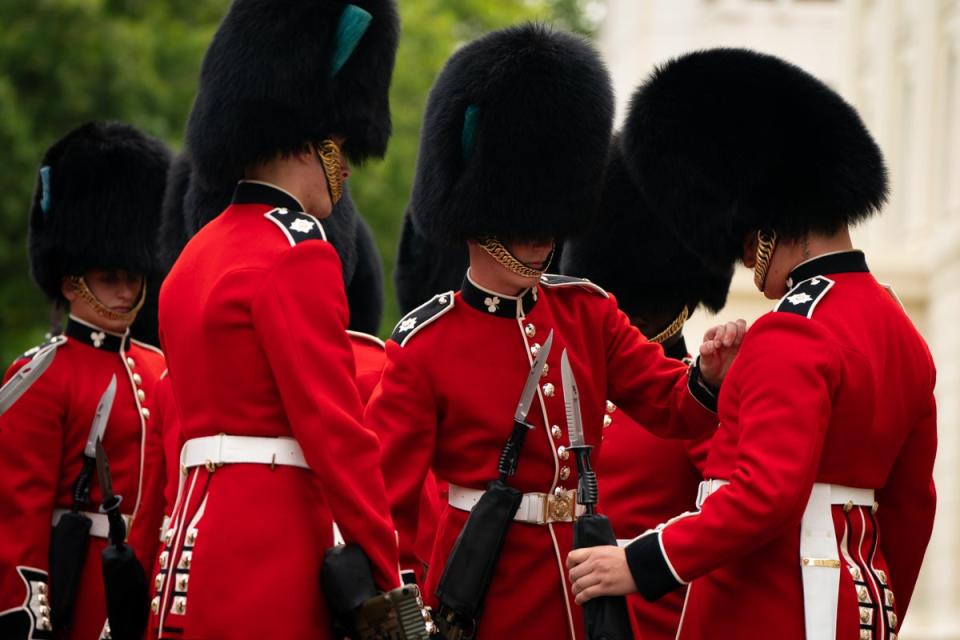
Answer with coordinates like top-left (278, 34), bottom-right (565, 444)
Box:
top-left (876, 381), bottom-right (937, 620)
top-left (604, 295), bottom-right (718, 440)
top-left (364, 341), bottom-right (438, 581)
top-left (0, 358), bottom-right (64, 610)
top-left (628, 314), bottom-right (839, 593)
top-left (251, 242), bottom-right (400, 591)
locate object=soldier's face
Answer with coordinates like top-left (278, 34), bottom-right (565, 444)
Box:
top-left (62, 268), bottom-right (143, 332)
top-left (507, 240), bottom-right (554, 272)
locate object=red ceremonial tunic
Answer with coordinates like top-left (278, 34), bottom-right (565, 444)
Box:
top-left (597, 339), bottom-right (710, 640)
top-left (150, 181), bottom-right (399, 640)
top-left (366, 272), bottom-right (719, 640)
top-left (0, 316), bottom-right (166, 640)
top-left (625, 251), bottom-right (938, 640)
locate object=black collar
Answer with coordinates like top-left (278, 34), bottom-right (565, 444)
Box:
top-left (662, 335), bottom-right (688, 361)
top-left (65, 316), bottom-right (129, 352)
top-left (460, 272), bottom-right (538, 319)
top-left (787, 250), bottom-right (869, 288)
top-left (232, 181), bottom-right (305, 213)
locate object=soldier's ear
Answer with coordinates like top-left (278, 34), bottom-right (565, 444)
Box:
top-left (61, 277), bottom-right (78, 303)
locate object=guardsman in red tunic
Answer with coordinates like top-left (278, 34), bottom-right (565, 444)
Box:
top-left (149, 1), bottom-right (402, 638)
top-left (560, 135), bottom-right (731, 640)
top-left (366, 25), bottom-right (744, 640)
top-left (0, 121), bottom-right (171, 640)
top-left (568, 49), bottom-right (937, 640)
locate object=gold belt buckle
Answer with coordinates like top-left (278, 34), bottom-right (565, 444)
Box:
top-left (543, 490), bottom-right (578, 523)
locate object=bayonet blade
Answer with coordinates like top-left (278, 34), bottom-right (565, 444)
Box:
top-left (0, 345), bottom-right (57, 416)
top-left (560, 350), bottom-right (586, 448)
top-left (514, 329), bottom-right (554, 424)
top-left (95, 437), bottom-right (114, 503)
top-left (84, 375), bottom-right (117, 458)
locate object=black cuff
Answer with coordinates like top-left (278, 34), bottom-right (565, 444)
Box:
top-left (687, 357), bottom-right (718, 413)
top-left (625, 532), bottom-right (683, 602)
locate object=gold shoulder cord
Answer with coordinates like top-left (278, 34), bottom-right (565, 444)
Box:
top-left (316, 139), bottom-right (344, 204)
top-left (478, 237), bottom-right (550, 279)
top-left (648, 305), bottom-right (689, 345)
top-left (66, 276), bottom-right (146, 324)
top-left (753, 229), bottom-right (778, 292)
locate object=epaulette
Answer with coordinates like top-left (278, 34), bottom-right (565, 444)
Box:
top-left (347, 330), bottom-right (386, 350)
top-left (264, 207), bottom-right (327, 246)
top-left (130, 338), bottom-right (165, 357)
top-left (539, 273), bottom-right (609, 298)
top-left (19, 335), bottom-right (66, 361)
top-left (775, 275), bottom-right (835, 318)
top-left (390, 292), bottom-right (455, 347)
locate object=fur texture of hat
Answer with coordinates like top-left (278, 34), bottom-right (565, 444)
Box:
top-left (561, 137), bottom-right (730, 318)
top-left (28, 121), bottom-right (172, 302)
top-left (622, 48), bottom-right (888, 274)
top-left (346, 215), bottom-right (384, 333)
top-left (185, 0), bottom-right (399, 190)
top-left (394, 210), bottom-right (469, 314)
top-left (410, 23), bottom-right (614, 247)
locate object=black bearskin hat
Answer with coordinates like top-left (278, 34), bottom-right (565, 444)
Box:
top-left (410, 23), bottom-right (614, 247)
top-left (561, 136), bottom-right (730, 319)
top-left (394, 211), bottom-right (469, 314)
top-left (186, 0), bottom-right (400, 189)
top-left (346, 216), bottom-right (384, 334)
top-left (28, 121), bottom-right (172, 302)
top-left (623, 48), bottom-right (888, 274)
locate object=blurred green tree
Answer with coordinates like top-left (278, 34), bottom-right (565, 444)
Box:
top-left (0, 0), bottom-right (598, 363)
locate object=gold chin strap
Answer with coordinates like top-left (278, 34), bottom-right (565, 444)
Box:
top-left (478, 238), bottom-right (553, 279)
top-left (66, 276), bottom-right (146, 324)
top-left (648, 305), bottom-right (689, 345)
top-left (753, 229), bottom-right (778, 292)
top-left (317, 139), bottom-right (344, 205)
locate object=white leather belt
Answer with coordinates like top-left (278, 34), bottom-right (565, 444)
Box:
top-left (697, 480), bottom-right (876, 640)
top-left (180, 435), bottom-right (309, 471)
top-left (52, 509), bottom-right (132, 540)
top-left (448, 483), bottom-right (585, 524)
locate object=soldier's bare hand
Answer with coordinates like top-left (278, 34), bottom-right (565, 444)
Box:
top-left (698, 319), bottom-right (747, 387)
top-left (566, 545), bottom-right (637, 605)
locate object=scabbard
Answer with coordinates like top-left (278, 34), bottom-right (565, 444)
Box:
top-left (434, 479), bottom-right (523, 624)
top-left (573, 514), bottom-right (634, 640)
top-left (101, 542), bottom-right (149, 640)
top-left (48, 511), bottom-right (92, 633)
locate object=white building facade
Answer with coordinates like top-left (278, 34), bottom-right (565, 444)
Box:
top-left (598, 1), bottom-right (960, 637)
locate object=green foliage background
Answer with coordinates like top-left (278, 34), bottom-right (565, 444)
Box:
top-left (0, 0), bottom-right (598, 364)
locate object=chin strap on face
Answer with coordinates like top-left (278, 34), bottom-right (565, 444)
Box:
top-left (753, 228), bottom-right (778, 292)
top-left (477, 237), bottom-right (554, 279)
top-left (65, 276), bottom-right (146, 324)
top-left (648, 305), bottom-right (689, 345)
top-left (317, 139), bottom-right (344, 205)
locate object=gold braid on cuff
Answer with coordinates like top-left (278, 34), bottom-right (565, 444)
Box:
top-left (66, 276), bottom-right (146, 324)
top-left (648, 305), bottom-right (689, 345)
top-left (753, 229), bottom-right (778, 292)
top-left (478, 238), bottom-right (552, 279)
top-left (317, 139), bottom-right (344, 205)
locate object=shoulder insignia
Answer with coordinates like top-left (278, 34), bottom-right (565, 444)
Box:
top-left (347, 330), bottom-right (386, 350)
top-left (539, 273), bottom-right (609, 298)
top-left (775, 276), bottom-right (835, 318)
top-left (880, 282), bottom-right (905, 309)
top-left (264, 207), bottom-right (327, 246)
top-left (19, 335), bottom-right (66, 362)
top-left (390, 292), bottom-right (455, 347)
